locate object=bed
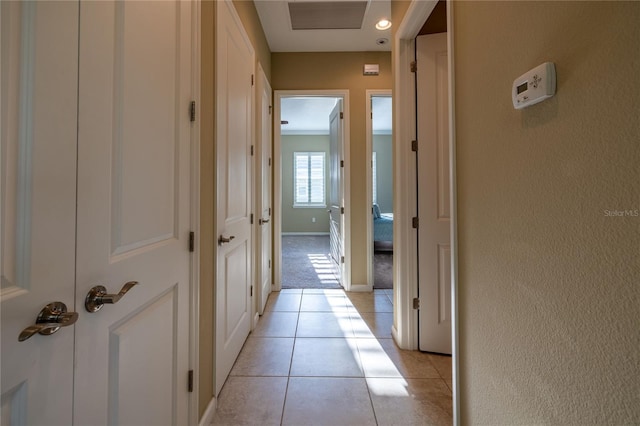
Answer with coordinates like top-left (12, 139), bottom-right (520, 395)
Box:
top-left (373, 204), bottom-right (393, 251)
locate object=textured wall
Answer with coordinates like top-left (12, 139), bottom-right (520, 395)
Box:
top-left (453, 1), bottom-right (640, 424)
top-left (232, 0), bottom-right (271, 80)
top-left (281, 135), bottom-right (331, 233)
top-left (272, 52), bottom-right (392, 285)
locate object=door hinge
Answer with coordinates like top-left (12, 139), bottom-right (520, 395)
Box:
top-left (411, 140), bottom-right (418, 152)
top-left (250, 213), bottom-right (254, 224)
top-left (189, 231), bottom-right (195, 252)
top-left (190, 101), bottom-right (196, 122)
top-left (251, 74), bottom-right (254, 86)
top-left (250, 285), bottom-right (253, 297)
top-left (269, 105), bottom-right (272, 115)
top-left (341, 256), bottom-right (345, 264)
top-left (340, 160), bottom-right (344, 168)
top-left (341, 207), bottom-right (345, 214)
top-left (412, 217), bottom-right (419, 229)
top-left (410, 61), bottom-right (417, 73)
top-left (340, 112), bottom-right (344, 119)
top-left (413, 297), bottom-right (420, 309)
top-left (251, 145), bottom-right (254, 156)
top-left (188, 370), bottom-right (194, 392)
top-left (269, 207), bottom-right (271, 216)
top-left (269, 259), bottom-right (271, 268)
top-left (269, 158), bottom-right (272, 166)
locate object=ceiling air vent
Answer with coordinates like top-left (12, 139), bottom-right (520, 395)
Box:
top-left (288, 2), bottom-right (368, 30)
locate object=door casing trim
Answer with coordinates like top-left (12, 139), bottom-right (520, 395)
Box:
top-left (273, 90), bottom-right (351, 291)
top-left (365, 89), bottom-right (392, 293)
top-left (394, 0), bottom-right (460, 424)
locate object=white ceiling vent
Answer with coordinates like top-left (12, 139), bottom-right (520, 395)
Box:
top-left (288, 2), bottom-right (368, 30)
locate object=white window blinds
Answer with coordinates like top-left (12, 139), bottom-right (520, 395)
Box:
top-left (294, 152), bottom-right (325, 207)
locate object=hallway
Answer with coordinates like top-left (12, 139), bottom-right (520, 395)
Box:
top-left (212, 289), bottom-right (452, 425)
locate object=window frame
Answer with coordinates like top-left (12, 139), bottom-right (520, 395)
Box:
top-left (293, 151), bottom-right (326, 208)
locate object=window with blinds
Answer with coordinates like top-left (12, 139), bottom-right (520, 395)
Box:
top-left (294, 152), bottom-right (326, 207)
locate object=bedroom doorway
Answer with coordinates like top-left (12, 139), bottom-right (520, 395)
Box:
top-left (367, 91), bottom-right (393, 290)
top-left (273, 92), bottom-right (351, 290)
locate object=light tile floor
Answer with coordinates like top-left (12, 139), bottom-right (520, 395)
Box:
top-left (212, 289), bottom-right (452, 426)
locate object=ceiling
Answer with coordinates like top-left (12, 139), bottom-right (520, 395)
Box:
top-left (281, 96), bottom-right (391, 135)
top-left (254, 0), bottom-right (392, 52)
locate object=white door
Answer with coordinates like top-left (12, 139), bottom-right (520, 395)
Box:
top-left (2, 1), bottom-right (194, 424)
top-left (328, 101), bottom-right (344, 284)
top-left (73, 1), bottom-right (193, 424)
top-left (215, 0), bottom-right (254, 395)
top-left (417, 33), bottom-right (452, 354)
top-left (1, 2), bottom-right (79, 424)
top-left (256, 65), bottom-right (272, 315)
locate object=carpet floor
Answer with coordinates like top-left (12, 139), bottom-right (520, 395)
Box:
top-left (282, 235), bottom-right (393, 290)
top-left (282, 235), bottom-right (341, 289)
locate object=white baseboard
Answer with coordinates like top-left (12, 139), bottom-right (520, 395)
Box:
top-left (199, 396), bottom-right (217, 426)
top-left (281, 232), bottom-right (330, 236)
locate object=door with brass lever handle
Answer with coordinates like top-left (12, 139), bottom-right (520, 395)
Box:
top-left (218, 235), bottom-right (235, 245)
top-left (19, 302), bottom-right (78, 342)
top-left (85, 281), bottom-right (139, 313)
top-left (258, 218), bottom-right (270, 225)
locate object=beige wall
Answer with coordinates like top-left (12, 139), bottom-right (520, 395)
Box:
top-left (453, 1), bottom-right (639, 424)
top-left (232, 0), bottom-right (271, 80)
top-left (199, 0), bottom-right (272, 419)
top-left (272, 52), bottom-right (392, 285)
top-left (281, 135), bottom-right (331, 233)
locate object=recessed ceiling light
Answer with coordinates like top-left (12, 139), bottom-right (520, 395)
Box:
top-left (375, 19), bottom-right (392, 31)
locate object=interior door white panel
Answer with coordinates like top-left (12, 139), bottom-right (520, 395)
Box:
top-left (108, 287), bottom-right (179, 425)
top-left (256, 65), bottom-right (273, 315)
top-left (1, 2), bottom-right (78, 424)
top-left (215, 0), bottom-right (254, 396)
top-left (75, 1), bottom-right (192, 424)
top-left (329, 101), bottom-right (344, 284)
top-left (417, 33), bottom-right (452, 354)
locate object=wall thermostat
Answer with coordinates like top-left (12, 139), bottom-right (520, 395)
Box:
top-left (512, 62), bottom-right (556, 109)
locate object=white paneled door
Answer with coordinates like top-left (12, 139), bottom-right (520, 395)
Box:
top-left (328, 101), bottom-right (344, 284)
top-left (215, 0), bottom-right (255, 396)
top-left (256, 65), bottom-right (273, 315)
top-left (417, 33), bottom-right (452, 354)
top-left (74, 1), bottom-right (193, 424)
top-left (1, 1), bottom-right (194, 424)
top-left (1, 2), bottom-right (78, 424)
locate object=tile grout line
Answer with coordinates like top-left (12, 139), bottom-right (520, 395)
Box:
top-left (279, 293), bottom-right (303, 426)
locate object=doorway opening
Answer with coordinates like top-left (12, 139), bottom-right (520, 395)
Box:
top-left (366, 92), bottom-right (393, 290)
top-left (274, 93), bottom-right (346, 290)
top-left (274, 92), bottom-right (350, 291)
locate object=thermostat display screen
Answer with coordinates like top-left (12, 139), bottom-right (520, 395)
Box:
top-left (517, 82), bottom-right (528, 95)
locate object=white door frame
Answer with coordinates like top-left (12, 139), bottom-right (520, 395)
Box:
top-left (189, 0), bottom-right (201, 423)
top-left (394, 0), bottom-right (459, 424)
top-left (365, 89), bottom-right (392, 291)
top-left (254, 61), bottom-right (272, 320)
top-left (273, 90), bottom-right (351, 291)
